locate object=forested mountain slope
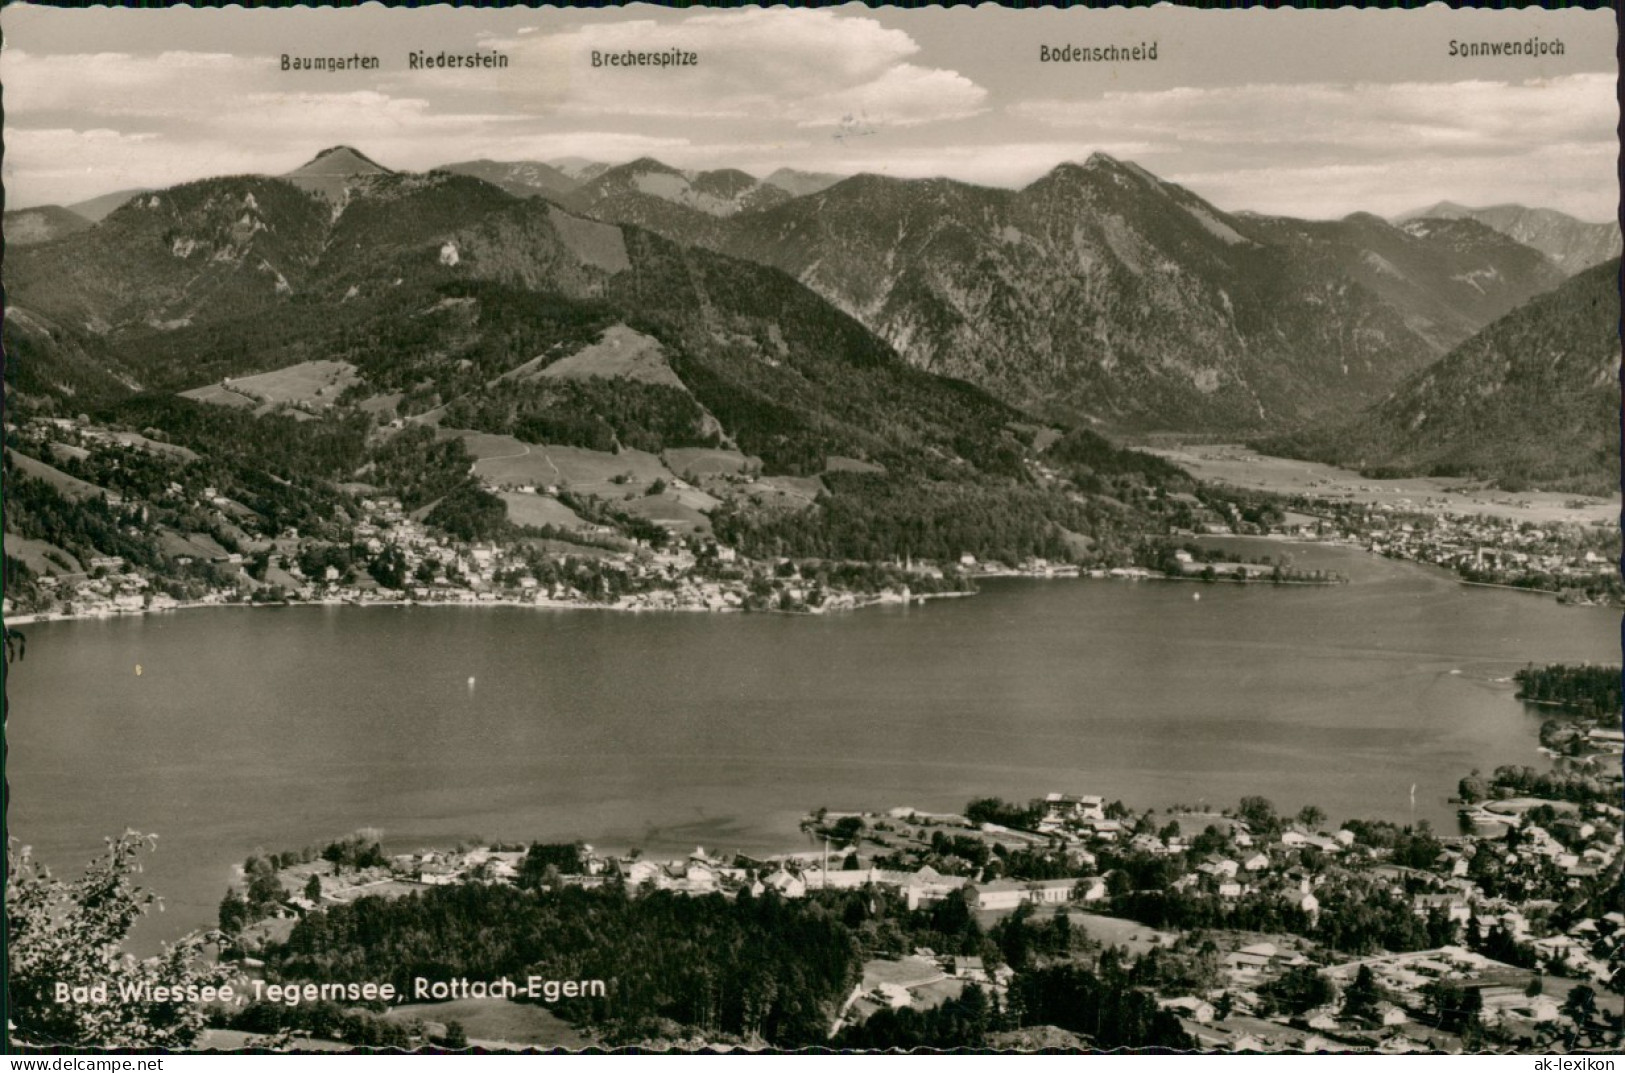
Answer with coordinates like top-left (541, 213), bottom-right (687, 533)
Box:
top-left (1258, 259), bottom-right (1620, 496)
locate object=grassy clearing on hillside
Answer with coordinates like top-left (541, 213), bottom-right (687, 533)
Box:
top-left (1059, 912), bottom-right (1174, 958)
top-left (178, 383), bottom-right (258, 409)
top-left (862, 955), bottom-right (947, 991)
top-left (745, 474), bottom-right (825, 510)
top-left (671, 485), bottom-right (721, 512)
top-left (195, 1029), bottom-right (354, 1052)
top-left (3, 532), bottom-right (84, 575)
top-left (383, 995), bottom-right (591, 1049)
top-left (619, 493), bottom-right (711, 535)
top-left (156, 528), bottom-right (232, 561)
top-left (227, 360), bottom-right (360, 408)
top-left (547, 203), bottom-right (629, 274)
top-left (471, 441), bottom-right (673, 496)
top-left (497, 491), bottom-right (587, 530)
top-left (358, 392), bottom-right (404, 419)
top-left (663, 447), bottom-right (755, 477)
top-left (518, 536), bottom-right (623, 560)
top-left (824, 455), bottom-right (886, 475)
top-left (685, 470), bottom-right (823, 515)
top-left (440, 428), bottom-right (532, 462)
top-left (537, 324), bottom-right (684, 389)
top-left (183, 361), bottom-right (360, 417)
top-left (45, 442), bottom-right (90, 464)
top-left (5, 450), bottom-right (113, 502)
top-left (102, 430), bottom-right (201, 460)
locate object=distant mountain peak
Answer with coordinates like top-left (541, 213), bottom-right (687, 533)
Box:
top-left (290, 146), bottom-right (392, 176)
top-left (618, 157), bottom-right (684, 177)
top-left (698, 166), bottom-right (759, 182)
top-left (1393, 200), bottom-right (1621, 274)
top-left (547, 156), bottom-right (611, 180)
top-left (437, 159), bottom-right (581, 201)
top-left (1406, 199), bottom-right (1471, 218)
top-left (1036, 154), bottom-right (1163, 196)
top-left (1031, 161), bottom-right (1088, 186)
top-left (762, 167), bottom-right (844, 198)
top-left (566, 158), bottom-right (793, 223)
top-left (283, 146), bottom-right (393, 203)
top-left (1044, 153), bottom-right (1144, 182)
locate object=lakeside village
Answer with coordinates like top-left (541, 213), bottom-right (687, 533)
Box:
top-left (2, 413), bottom-right (1344, 626)
top-left (212, 670), bottom-right (1622, 1053)
top-left (4, 490), bottom-right (962, 622)
top-left (5, 412), bottom-right (1616, 626)
top-left (1308, 498), bottom-right (1620, 606)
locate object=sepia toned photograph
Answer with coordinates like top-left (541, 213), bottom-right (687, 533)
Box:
top-left (1, 0), bottom-right (1620, 1056)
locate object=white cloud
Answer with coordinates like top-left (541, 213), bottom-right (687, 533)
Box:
top-left (1, 127), bottom-right (261, 202)
top-left (791, 64), bottom-right (986, 128)
top-left (1169, 142), bottom-right (1618, 221)
top-left (0, 10), bottom-right (989, 204)
top-left (0, 20), bottom-right (1609, 221)
top-left (479, 8), bottom-right (987, 126)
top-left (1005, 73), bottom-right (1615, 219)
top-left (2, 50), bottom-right (263, 119)
top-left (1011, 74), bottom-right (1614, 162)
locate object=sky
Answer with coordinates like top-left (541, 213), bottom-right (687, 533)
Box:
top-left (1, 2), bottom-right (1616, 221)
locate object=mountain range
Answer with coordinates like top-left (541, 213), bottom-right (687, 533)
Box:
top-left (424, 153), bottom-right (1582, 433)
top-left (9, 148), bottom-right (1217, 581)
top-left (438, 159), bottom-right (583, 202)
top-left (5, 146), bottom-right (1613, 486)
top-left (715, 159), bottom-right (1577, 431)
top-left (2, 154), bottom-right (1037, 480)
top-left (1395, 201), bottom-right (1621, 275)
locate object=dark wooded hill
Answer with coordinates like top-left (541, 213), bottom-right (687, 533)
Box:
top-left (4, 205), bottom-right (93, 246)
top-left (1258, 258), bottom-right (1620, 496)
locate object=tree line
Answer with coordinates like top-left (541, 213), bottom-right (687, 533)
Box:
top-left (1513, 663), bottom-right (1621, 719)
top-left (263, 883), bottom-right (860, 1047)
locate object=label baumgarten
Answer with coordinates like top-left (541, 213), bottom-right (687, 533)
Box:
top-left (281, 54), bottom-right (380, 71)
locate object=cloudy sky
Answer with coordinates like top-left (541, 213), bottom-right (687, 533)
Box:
top-left (2, 2), bottom-right (1615, 220)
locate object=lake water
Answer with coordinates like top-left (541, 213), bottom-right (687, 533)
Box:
top-left (6, 540), bottom-right (1616, 950)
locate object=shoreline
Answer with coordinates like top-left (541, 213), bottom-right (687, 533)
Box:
top-left (1, 580), bottom-right (985, 628)
top-left (10, 537), bottom-right (1605, 629)
top-left (1152, 575), bottom-right (1345, 588)
top-left (1457, 579), bottom-right (1563, 600)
